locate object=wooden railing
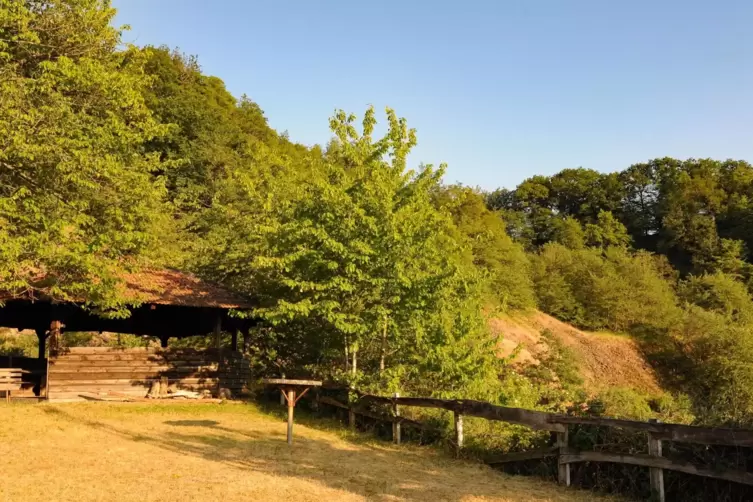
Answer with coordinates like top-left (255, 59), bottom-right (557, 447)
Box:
top-left (315, 391), bottom-right (753, 501)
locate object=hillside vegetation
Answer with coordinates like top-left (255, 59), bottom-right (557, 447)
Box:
top-left (3, 0), bottom-right (753, 451)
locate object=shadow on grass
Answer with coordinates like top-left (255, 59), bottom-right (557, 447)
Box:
top-left (40, 404), bottom-right (549, 501)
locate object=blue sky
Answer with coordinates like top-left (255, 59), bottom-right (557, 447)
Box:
top-left (113, 0), bottom-right (753, 190)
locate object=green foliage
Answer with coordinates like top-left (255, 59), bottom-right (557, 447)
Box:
top-left (438, 186), bottom-right (536, 311)
top-left (669, 307), bottom-right (753, 425)
top-left (0, 329), bottom-right (37, 357)
top-left (589, 387), bottom-right (653, 420)
top-left (551, 216), bottom-right (585, 250)
top-left (0, 0), bottom-right (171, 314)
top-left (533, 244), bottom-right (680, 331)
top-left (679, 272), bottom-right (753, 325)
top-left (5, 0), bottom-right (753, 444)
top-left (500, 157), bottom-right (753, 283)
top-left (522, 329), bottom-right (585, 412)
top-left (584, 211), bottom-right (631, 249)
top-left (192, 106), bottom-right (506, 400)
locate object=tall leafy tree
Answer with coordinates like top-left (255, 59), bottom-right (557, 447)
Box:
top-left (0, 0), bottom-right (169, 312)
top-left (195, 107), bottom-right (492, 391)
top-left (438, 186), bottom-right (536, 311)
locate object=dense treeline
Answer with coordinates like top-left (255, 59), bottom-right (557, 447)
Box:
top-left (491, 160), bottom-right (753, 425)
top-left (2, 1), bottom-right (753, 435)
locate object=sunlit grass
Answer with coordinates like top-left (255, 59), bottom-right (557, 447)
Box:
top-left (0, 401), bottom-right (619, 501)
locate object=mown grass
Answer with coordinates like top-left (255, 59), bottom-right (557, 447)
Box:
top-left (0, 400), bottom-right (618, 501)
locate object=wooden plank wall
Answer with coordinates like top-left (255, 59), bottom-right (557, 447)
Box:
top-left (48, 347), bottom-right (250, 401)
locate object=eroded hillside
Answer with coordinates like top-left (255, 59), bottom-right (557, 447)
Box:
top-left (491, 311), bottom-right (663, 395)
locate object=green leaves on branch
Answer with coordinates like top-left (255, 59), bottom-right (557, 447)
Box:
top-left (0, 0), bottom-right (170, 314)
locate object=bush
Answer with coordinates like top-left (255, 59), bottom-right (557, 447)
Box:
top-left (532, 243), bottom-right (680, 332)
top-left (589, 387), bottom-right (653, 420)
top-left (0, 329), bottom-right (38, 357)
top-left (678, 272), bottom-right (753, 325)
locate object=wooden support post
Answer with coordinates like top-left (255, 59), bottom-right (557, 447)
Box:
top-left (312, 387), bottom-right (320, 412)
top-left (454, 411), bottom-right (464, 457)
top-left (392, 392), bottom-right (401, 445)
top-left (556, 429), bottom-right (570, 486)
top-left (349, 407), bottom-right (356, 431)
top-left (287, 389), bottom-right (295, 445)
top-left (231, 330), bottom-right (238, 351)
top-left (214, 314), bottom-right (222, 350)
top-left (348, 384), bottom-right (356, 431)
top-left (648, 419), bottom-right (665, 502)
top-left (49, 320), bottom-right (63, 357)
top-left (36, 329), bottom-right (47, 360)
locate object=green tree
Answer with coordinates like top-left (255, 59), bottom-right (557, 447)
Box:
top-left (533, 244), bottom-right (679, 331)
top-left (439, 186), bottom-right (536, 311)
top-left (584, 210), bottom-right (631, 249)
top-left (678, 272), bottom-right (753, 326)
top-left (551, 216), bottom-right (586, 250)
top-left (0, 0), bottom-right (169, 313)
top-left (196, 108), bottom-right (499, 394)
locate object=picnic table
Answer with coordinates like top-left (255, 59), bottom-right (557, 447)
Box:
top-left (262, 378), bottom-right (322, 445)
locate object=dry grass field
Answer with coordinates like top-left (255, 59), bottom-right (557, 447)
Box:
top-left (0, 401), bottom-right (614, 501)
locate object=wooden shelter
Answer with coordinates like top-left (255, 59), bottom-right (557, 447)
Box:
top-left (0, 269), bottom-right (256, 400)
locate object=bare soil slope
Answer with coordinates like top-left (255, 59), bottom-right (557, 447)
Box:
top-left (491, 311), bottom-right (662, 395)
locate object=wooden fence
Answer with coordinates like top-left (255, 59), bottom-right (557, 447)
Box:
top-left (315, 391), bottom-right (753, 501)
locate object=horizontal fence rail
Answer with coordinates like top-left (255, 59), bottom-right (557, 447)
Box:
top-left (314, 390), bottom-right (753, 501)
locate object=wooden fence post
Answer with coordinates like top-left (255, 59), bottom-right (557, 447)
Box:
top-left (648, 419), bottom-right (665, 502)
top-left (392, 392), bottom-right (401, 445)
top-left (286, 389), bottom-right (295, 446)
top-left (454, 410), bottom-right (464, 457)
top-left (556, 428), bottom-right (570, 486)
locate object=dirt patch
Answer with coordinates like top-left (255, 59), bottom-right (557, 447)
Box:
top-left (490, 311), bottom-right (662, 395)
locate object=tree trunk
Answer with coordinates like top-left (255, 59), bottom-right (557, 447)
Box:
top-left (351, 342), bottom-right (357, 377)
top-left (379, 316), bottom-right (388, 373)
top-left (344, 335), bottom-right (350, 373)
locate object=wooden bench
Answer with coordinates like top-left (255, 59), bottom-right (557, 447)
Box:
top-left (0, 368), bottom-right (23, 403)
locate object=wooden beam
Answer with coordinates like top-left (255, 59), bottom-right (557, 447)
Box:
top-left (263, 378), bottom-right (322, 387)
top-left (359, 395), bottom-right (565, 432)
top-left (317, 396), bottom-right (433, 431)
top-left (552, 415), bottom-right (753, 447)
top-left (559, 450), bottom-right (753, 486)
top-left (486, 447), bottom-right (558, 465)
